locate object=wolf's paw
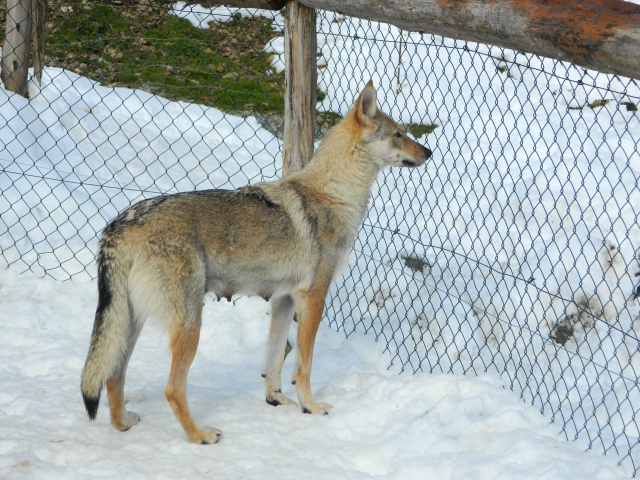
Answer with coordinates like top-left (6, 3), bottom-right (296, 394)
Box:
top-left (266, 390), bottom-right (296, 407)
top-left (112, 411), bottom-right (140, 431)
top-left (302, 402), bottom-right (332, 415)
top-left (192, 426), bottom-right (222, 445)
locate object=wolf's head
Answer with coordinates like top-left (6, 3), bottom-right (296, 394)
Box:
top-left (350, 80), bottom-right (432, 169)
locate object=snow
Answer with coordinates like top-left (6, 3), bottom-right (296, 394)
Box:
top-left (1, 3), bottom-right (639, 479)
top-left (0, 267), bottom-right (630, 479)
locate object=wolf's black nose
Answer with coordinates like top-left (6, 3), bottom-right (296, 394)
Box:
top-left (422, 146), bottom-right (432, 159)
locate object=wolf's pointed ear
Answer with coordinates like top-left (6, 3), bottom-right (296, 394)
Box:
top-left (355, 80), bottom-right (377, 125)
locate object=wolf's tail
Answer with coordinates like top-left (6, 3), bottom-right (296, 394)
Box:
top-left (80, 239), bottom-right (132, 420)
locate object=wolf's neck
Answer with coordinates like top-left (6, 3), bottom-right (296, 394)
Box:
top-left (295, 126), bottom-right (381, 208)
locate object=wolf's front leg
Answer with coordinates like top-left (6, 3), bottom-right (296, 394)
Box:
top-left (263, 295), bottom-right (296, 406)
top-left (293, 287), bottom-right (332, 415)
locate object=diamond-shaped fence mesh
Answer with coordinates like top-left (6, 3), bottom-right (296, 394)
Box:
top-left (1, 3), bottom-right (639, 475)
top-left (320, 14), bottom-right (639, 474)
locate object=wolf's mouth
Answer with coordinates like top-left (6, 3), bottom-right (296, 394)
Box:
top-left (401, 147), bottom-right (432, 167)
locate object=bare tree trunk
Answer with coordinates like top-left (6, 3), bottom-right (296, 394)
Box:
top-left (2, 0), bottom-right (33, 97)
top-left (282, 0), bottom-right (317, 175)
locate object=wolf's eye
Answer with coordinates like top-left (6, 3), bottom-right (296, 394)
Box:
top-left (394, 132), bottom-right (402, 138)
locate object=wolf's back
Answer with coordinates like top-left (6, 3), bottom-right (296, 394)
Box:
top-left (80, 233), bottom-right (132, 420)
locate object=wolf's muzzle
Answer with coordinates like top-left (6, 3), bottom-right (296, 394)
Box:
top-left (402, 146), bottom-right (432, 167)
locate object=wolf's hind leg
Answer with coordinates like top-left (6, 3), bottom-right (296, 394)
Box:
top-left (165, 303), bottom-right (221, 445)
top-left (106, 322), bottom-right (143, 431)
top-left (263, 295), bottom-right (296, 407)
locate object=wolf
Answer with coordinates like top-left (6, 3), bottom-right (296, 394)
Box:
top-left (80, 81), bottom-right (432, 444)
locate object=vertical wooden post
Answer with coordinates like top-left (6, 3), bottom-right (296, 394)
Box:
top-left (283, 0), bottom-right (317, 175)
top-left (32, 0), bottom-right (46, 86)
top-left (1, 0), bottom-right (34, 97)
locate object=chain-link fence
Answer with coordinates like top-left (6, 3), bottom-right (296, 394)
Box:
top-left (1, 2), bottom-right (639, 475)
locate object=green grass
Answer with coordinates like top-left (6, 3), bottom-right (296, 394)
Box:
top-left (0, 0), bottom-right (440, 134)
top-left (38, 1), bottom-right (285, 114)
top-left (405, 123), bottom-right (439, 138)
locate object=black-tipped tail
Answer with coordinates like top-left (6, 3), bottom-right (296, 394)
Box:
top-left (83, 390), bottom-right (101, 420)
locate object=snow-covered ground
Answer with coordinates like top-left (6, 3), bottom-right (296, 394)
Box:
top-left (0, 267), bottom-right (631, 479)
top-left (1, 4), bottom-right (639, 478)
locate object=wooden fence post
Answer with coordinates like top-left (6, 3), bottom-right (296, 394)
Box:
top-left (283, 0), bottom-right (317, 175)
top-left (32, 0), bottom-right (45, 87)
top-left (2, 0), bottom-right (33, 97)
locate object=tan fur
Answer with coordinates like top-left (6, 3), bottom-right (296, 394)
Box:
top-left (80, 81), bottom-right (432, 443)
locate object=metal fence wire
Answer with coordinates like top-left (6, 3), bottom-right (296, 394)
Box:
top-left (0, 2), bottom-right (639, 475)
